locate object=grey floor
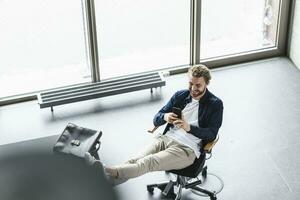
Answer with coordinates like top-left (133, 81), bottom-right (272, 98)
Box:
top-left (1, 57), bottom-right (300, 200)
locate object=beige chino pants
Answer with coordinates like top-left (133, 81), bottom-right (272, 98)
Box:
top-left (115, 135), bottom-right (196, 179)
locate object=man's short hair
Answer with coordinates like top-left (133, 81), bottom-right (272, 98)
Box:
top-left (188, 64), bottom-right (211, 85)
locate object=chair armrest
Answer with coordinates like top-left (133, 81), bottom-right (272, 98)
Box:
top-left (147, 126), bottom-right (159, 134)
top-left (203, 135), bottom-right (219, 153)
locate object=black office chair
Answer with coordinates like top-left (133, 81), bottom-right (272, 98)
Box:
top-left (146, 127), bottom-right (219, 200)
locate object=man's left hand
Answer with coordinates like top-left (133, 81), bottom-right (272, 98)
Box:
top-left (173, 116), bottom-right (191, 132)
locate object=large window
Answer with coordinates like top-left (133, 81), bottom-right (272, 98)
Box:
top-left (0, 0), bottom-right (291, 103)
top-left (200, 0), bottom-right (281, 59)
top-left (95, 0), bottom-right (190, 79)
top-left (0, 0), bottom-right (90, 98)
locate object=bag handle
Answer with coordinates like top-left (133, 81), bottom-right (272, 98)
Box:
top-left (90, 140), bottom-right (101, 154)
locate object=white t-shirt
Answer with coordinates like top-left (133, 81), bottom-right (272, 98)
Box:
top-left (165, 98), bottom-right (201, 158)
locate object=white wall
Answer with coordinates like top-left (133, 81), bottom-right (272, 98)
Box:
top-left (290, 0), bottom-right (300, 69)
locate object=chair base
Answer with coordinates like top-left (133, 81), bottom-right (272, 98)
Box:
top-left (147, 173), bottom-right (217, 200)
top-left (147, 181), bottom-right (177, 198)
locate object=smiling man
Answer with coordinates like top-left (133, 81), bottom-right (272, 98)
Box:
top-left (87, 64), bottom-right (224, 184)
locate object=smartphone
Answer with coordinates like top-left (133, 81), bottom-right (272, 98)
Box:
top-left (172, 107), bottom-right (182, 119)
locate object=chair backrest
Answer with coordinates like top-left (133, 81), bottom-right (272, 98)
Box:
top-left (203, 135), bottom-right (219, 154)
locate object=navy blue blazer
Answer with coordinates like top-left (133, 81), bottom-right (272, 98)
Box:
top-left (153, 89), bottom-right (223, 145)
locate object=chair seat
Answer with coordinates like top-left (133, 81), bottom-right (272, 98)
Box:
top-left (168, 153), bottom-right (206, 178)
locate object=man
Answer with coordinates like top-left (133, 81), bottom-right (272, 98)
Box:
top-left (87, 64), bottom-right (223, 184)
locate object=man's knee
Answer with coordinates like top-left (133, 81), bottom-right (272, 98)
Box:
top-left (125, 158), bottom-right (137, 164)
top-left (136, 155), bottom-right (160, 172)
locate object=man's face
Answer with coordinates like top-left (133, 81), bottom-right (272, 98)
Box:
top-left (188, 76), bottom-right (207, 100)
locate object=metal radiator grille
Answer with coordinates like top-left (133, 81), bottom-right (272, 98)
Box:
top-left (38, 72), bottom-right (165, 111)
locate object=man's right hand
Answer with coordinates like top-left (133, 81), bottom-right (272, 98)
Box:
top-left (163, 113), bottom-right (178, 124)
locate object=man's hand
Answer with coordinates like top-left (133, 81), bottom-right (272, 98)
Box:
top-left (164, 113), bottom-right (178, 124)
top-left (173, 115), bottom-right (191, 132)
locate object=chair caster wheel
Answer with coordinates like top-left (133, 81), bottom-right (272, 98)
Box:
top-left (210, 196), bottom-right (217, 200)
top-left (147, 186), bottom-right (154, 193)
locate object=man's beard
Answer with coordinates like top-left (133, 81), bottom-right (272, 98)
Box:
top-left (190, 88), bottom-right (206, 99)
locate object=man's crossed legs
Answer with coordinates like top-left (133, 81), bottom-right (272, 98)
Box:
top-left (106, 135), bottom-right (196, 180)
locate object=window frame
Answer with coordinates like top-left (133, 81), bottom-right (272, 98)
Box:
top-left (0, 0), bottom-right (292, 105)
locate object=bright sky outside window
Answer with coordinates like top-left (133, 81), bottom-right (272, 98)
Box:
top-left (0, 0), bottom-right (89, 98)
top-left (95, 0), bottom-right (190, 79)
top-left (200, 0), bottom-right (280, 59)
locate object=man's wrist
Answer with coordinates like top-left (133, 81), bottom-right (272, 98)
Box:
top-left (163, 114), bottom-right (167, 122)
top-left (185, 124), bottom-right (191, 132)
top-left (187, 125), bottom-right (191, 132)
